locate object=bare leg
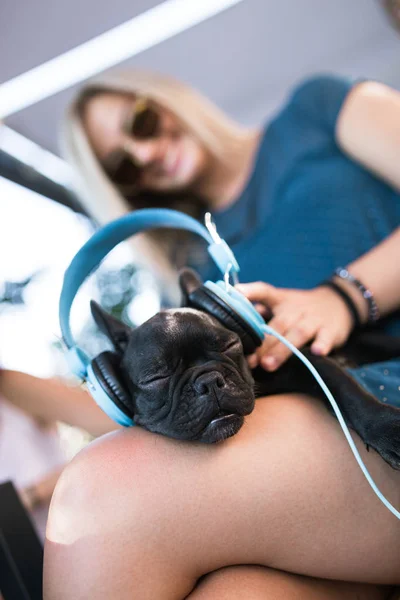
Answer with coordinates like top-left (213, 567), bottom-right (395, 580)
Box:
top-left (44, 394), bottom-right (400, 599)
top-left (187, 566), bottom-right (393, 600)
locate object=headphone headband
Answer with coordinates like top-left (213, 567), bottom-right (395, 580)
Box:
top-left (59, 208), bottom-right (239, 353)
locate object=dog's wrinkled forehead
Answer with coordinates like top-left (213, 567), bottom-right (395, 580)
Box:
top-left (126, 308), bottom-right (236, 361)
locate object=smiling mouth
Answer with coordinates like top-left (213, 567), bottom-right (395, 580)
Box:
top-left (164, 147), bottom-right (181, 177)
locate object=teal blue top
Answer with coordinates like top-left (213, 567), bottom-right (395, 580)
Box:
top-left (200, 74), bottom-right (400, 407)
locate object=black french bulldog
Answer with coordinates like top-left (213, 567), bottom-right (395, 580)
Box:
top-left (91, 269), bottom-right (400, 469)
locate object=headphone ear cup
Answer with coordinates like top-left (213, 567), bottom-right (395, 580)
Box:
top-left (187, 286), bottom-right (262, 355)
top-left (91, 351), bottom-right (133, 418)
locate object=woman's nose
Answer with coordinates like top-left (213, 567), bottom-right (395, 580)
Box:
top-left (123, 136), bottom-right (160, 166)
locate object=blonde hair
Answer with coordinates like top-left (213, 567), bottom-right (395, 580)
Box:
top-left (61, 69), bottom-right (252, 298)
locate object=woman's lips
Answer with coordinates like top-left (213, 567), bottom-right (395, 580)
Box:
top-left (164, 146), bottom-right (182, 177)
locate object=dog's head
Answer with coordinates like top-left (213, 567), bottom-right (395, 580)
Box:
top-left (91, 270), bottom-right (255, 442)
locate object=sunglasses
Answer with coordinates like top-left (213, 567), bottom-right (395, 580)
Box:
top-left (102, 98), bottom-right (161, 194)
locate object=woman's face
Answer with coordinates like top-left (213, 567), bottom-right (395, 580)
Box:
top-left (83, 92), bottom-right (208, 193)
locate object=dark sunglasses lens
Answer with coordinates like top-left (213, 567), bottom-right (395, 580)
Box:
top-left (131, 108), bottom-right (159, 139)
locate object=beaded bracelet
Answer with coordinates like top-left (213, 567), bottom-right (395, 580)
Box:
top-left (334, 267), bottom-right (380, 323)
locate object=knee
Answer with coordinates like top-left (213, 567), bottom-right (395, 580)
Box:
top-left (45, 395), bottom-right (335, 556)
top-left (45, 394), bottom-right (335, 545)
top-left (44, 428), bottom-right (197, 598)
top-left (46, 427), bottom-right (178, 547)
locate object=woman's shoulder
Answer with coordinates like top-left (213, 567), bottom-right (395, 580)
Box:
top-left (289, 73), bottom-right (353, 99)
top-left (258, 74), bottom-right (357, 182)
top-left (282, 73), bottom-right (355, 130)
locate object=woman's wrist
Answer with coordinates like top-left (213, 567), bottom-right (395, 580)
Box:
top-left (331, 276), bottom-right (368, 325)
top-left (333, 267), bottom-right (379, 325)
top-left (319, 280), bottom-right (361, 329)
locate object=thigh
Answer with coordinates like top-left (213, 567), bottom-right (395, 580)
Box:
top-left (44, 394), bottom-right (400, 600)
top-left (187, 566), bottom-right (393, 600)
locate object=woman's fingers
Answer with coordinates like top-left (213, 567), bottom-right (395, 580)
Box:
top-left (236, 283), bottom-right (355, 372)
top-left (255, 311), bottom-right (300, 369)
top-left (254, 302), bottom-right (271, 319)
top-left (236, 282), bottom-right (283, 308)
top-left (247, 353), bottom-right (259, 369)
top-left (310, 327), bottom-right (337, 356)
top-left (260, 317), bottom-right (319, 370)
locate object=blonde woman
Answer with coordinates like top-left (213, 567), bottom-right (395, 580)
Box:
top-left (61, 70), bottom-right (255, 300)
top-left (44, 71), bottom-right (400, 598)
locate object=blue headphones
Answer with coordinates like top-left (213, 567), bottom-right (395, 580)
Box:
top-left (59, 208), bottom-right (268, 427)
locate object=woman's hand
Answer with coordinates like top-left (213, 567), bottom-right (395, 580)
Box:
top-left (236, 282), bottom-right (355, 371)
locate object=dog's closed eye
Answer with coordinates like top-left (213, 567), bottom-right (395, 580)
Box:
top-left (139, 373), bottom-right (171, 386)
top-left (136, 357), bottom-right (182, 387)
top-left (223, 340), bottom-right (242, 352)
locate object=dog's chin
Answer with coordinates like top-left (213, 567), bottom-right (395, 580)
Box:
top-left (196, 414), bottom-right (245, 443)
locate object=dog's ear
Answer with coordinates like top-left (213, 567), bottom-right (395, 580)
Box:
top-left (178, 268), bottom-right (203, 306)
top-left (90, 300), bottom-right (133, 354)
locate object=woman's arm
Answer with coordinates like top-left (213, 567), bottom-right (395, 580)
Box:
top-left (238, 80), bottom-right (400, 371)
top-left (336, 81), bottom-right (400, 192)
top-left (342, 227), bottom-right (400, 320)
top-left (0, 370), bottom-right (119, 437)
top-left (237, 227), bottom-right (400, 371)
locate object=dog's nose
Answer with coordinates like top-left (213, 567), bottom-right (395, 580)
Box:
top-left (194, 371), bottom-right (225, 395)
